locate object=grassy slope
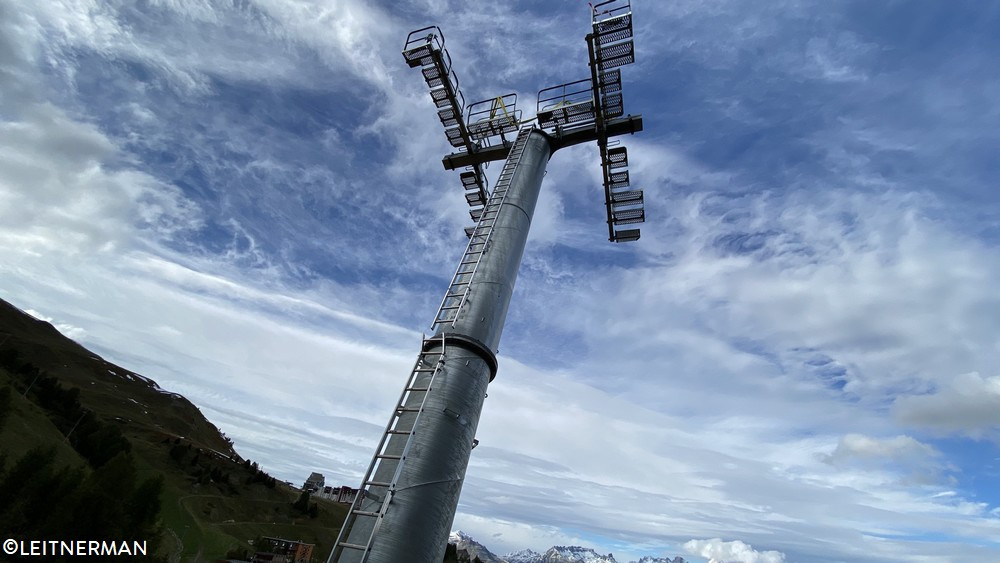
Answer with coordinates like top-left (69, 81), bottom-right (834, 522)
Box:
top-left (0, 369), bottom-right (85, 470)
top-left (0, 298), bottom-right (346, 562)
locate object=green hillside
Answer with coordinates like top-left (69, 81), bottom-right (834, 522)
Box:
top-left (0, 298), bottom-right (347, 562)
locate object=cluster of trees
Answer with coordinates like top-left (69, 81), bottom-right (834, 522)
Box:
top-left (1, 349), bottom-right (131, 466)
top-left (167, 440), bottom-right (235, 490)
top-left (443, 544), bottom-right (485, 563)
top-left (243, 458), bottom-right (278, 488)
top-left (0, 449), bottom-right (163, 549)
top-left (165, 439), bottom-right (279, 496)
top-left (0, 350), bottom-right (164, 554)
top-left (292, 490), bottom-right (319, 519)
top-left (0, 385), bottom-right (11, 430)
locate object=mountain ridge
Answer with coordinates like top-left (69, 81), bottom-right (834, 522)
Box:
top-left (451, 530), bottom-right (687, 563)
top-left (0, 296), bottom-right (347, 560)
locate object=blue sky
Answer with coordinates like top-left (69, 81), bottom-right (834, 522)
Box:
top-left (2, 1), bottom-right (1000, 561)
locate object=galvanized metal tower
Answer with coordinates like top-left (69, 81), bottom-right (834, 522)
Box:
top-left (329, 3), bottom-right (643, 561)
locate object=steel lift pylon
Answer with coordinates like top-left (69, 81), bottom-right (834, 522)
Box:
top-left (329, 2), bottom-right (644, 561)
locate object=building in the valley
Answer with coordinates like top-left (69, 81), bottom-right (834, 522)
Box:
top-left (253, 537), bottom-right (314, 563)
top-left (315, 485), bottom-right (358, 504)
top-left (302, 472), bottom-right (324, 493)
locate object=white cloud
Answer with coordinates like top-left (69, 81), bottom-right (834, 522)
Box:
top-left (23, 308), bottom-right (87, 340)
top-left (0, 101), bottom-right (203, 255)
top-left (825, 434), bottom-right (941, 464)
top-left (894, 373), bottom-right (1000, 437)
top-left (822, 434), bottom-right (951, 485)
top-left (683, 538), bottom-right (785, 563)
top-left (804, 32), bottom-right (875, 83)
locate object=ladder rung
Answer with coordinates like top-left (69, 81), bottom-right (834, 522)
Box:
top-left (397, 407), bottom-right (421, 412)
top-left (406, 386), bottom-right (430, 392)
top-left (402, 46), bottom-right (433, 67)
top-left (352, 510), bottom-right (380, 517)
top-left (377, 454), bottom-right (403, 460)
top-left (595, 12), bottom-right (632, 35)
top-left (613, 207), bottom-right (645, 225)
top-left (386, 430), bottom-right (412, 435)
top-left (597, 23), bottom-right (633, 46)
top-left (365, 480), bottom-right (392, 487)
top-left (613, 228), bottom-right (641, 243)
top-left (611, 189), bottom-right (643, 207)
top-left (338, 542), bottom-right (369, 550)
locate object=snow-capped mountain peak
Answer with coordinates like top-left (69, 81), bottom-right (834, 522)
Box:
top-left (503, 548), bottom-right (544, 563)
top-left (449, 530), bottom-right (506, 563)
top-left (454, 531), bottom-right (686, 563)
top-left (450, 530), bottom-right (475, 544)
top-left (544, 545), bottom-right (617, 563)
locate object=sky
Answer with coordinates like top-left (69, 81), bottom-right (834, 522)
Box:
top-left (2, 0), bottom-right (1000, 561)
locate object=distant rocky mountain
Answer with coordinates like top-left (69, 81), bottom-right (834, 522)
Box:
top-left (542, 545), bottom-right (618, 562)
top-left (450, 530), bottom-right (507, 563)
top-left (504, 548), bottom-right (545, 563)
top-left (452, 531), bottom-right (687, 563)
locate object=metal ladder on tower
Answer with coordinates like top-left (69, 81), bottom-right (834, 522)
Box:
top-left (329, 334), bottom-right (449, 562)
top-left (432, 125), bottom-right (535, 329)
